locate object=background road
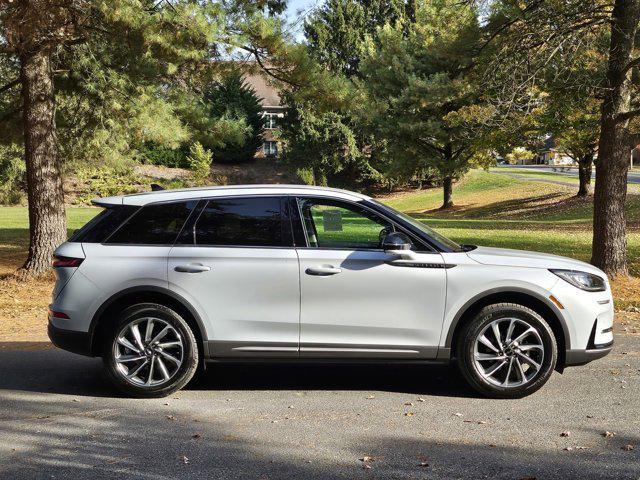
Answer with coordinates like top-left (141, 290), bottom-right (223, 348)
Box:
top-left (496, 165), bottom-right (640, 184)
top-left (0, 334), bottom-right (638, 480)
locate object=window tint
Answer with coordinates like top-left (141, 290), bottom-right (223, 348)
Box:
top-left (106, 201), bottom-right (196, 245)
top-left (298, 198), bottom-right (403, 250)
top-left (69, 206), bottom-right (138, 243)
top-left (186, 197), bottom-right (285, 247)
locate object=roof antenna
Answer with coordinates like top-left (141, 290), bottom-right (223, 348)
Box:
top-left (151, 184), bottom-right (165, 191)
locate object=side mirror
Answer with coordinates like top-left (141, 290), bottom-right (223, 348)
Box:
top-left (382, 232), bottom-right (412, 252)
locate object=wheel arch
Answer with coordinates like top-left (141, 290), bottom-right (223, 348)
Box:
top-left (88, 286), bottom-right (208, 358)
top-left (445, 288), bottom-right (569, 370)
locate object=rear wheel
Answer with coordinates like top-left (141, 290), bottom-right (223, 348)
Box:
top-left (103, 303), bottom-right (198, 398)
top-left (456, 303), bottom-right (557, 398)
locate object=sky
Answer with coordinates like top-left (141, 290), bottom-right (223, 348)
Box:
top-left (284, 0), bottom-right (322, 39)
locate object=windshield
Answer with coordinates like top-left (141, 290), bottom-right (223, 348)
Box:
top-left (370, 200), bottom-right (463, 252)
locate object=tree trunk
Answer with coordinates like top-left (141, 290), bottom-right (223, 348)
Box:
top-left (591, 0), bottom-right (640, 276)
top-left (440, 142), bottom-right (454, 209)
top-left (577, 154), bottom-right (593, 197)
top-left (19, 49), bottom-right (67, 276)
top-left (441, 175), bottom-right (453, 209)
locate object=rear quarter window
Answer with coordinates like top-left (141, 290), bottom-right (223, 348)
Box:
top-left (69, 206), bottom-right (138, 243)
top-left (105, 201), bottom-right (197, 245)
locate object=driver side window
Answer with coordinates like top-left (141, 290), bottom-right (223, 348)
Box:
top-left (297, 198), bottom-right (405, 250)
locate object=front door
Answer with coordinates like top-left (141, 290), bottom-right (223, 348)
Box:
top-left (168, 196), bottom-right (300, 357)
top-left (295, 197), bottom-right (447, 358)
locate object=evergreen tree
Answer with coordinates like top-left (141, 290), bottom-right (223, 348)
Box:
top-left (358, 0), bottom-right (485, 208)
top-left (205, 73), bottom-right (266, 164)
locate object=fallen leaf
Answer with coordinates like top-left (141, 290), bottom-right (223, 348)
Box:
top-left (405, 412), bottom-right (414, 417)
top-left (602, 431), bottom-right (616, 438)
top-left (366, 395), bottom-right (376, 399)
top-left (621, 445), bottom-right (635, 451)
top-left (404, 402), bottom-right (414, 406)
top-left (560, 431), bottom-right (571, 437)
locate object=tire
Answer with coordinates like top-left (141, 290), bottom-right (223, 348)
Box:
top-left (103, 303), bottom-right (199, 398)
top-left (456, 303), bottom-right (557, 399)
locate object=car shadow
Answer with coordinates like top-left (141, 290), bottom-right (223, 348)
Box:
top-left (0, 343), bottom-right (477, 398)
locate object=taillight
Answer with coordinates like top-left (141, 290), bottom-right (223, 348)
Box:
top-left (52, 255), bottom-right (84, 268)
top-left (48, 309), bottom-right (70, 319)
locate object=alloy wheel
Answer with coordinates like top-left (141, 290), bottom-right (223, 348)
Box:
top-left (113, 317), bottom-right (184, 387)
top-left (472, 317), bottom-right (545, 388)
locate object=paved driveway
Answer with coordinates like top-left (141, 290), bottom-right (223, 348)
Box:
top-left (0, 335), bottom-right (638, 480)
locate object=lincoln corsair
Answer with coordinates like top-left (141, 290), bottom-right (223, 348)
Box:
top-left (48, 185), bottom-right (614, 398)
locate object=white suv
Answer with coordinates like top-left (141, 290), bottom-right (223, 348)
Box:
top-left (48, 185), bottom-right (614, 398)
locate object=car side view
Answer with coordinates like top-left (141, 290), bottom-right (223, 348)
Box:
top-left (48, 185), bottom-right (614, 398)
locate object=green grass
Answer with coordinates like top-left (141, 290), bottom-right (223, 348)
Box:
top-left (0, 206), bottom-right (99, 246)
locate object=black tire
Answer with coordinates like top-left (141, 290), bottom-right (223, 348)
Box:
top-left (456, 303), bottom-right (557, 399)
top-left (103, 303), bottom-right (199, 398)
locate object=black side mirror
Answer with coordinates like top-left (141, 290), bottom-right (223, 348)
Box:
top-left (382, 232), bottom-right (412, 251)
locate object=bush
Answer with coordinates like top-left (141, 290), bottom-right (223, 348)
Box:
top-left (139, 143), bottom-right (190, 168)
top-left (187, 142), bottom-right (212, 185)
top-left (75, 166), bottom-right (140, 204)
top-left (0, 145), bottom-right (25, 205)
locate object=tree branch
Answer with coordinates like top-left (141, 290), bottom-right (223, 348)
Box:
top-left (0, 78), bottom-right (20, 95)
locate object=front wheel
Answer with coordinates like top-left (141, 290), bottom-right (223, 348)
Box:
top-left (103, 303), bottom-right (199, 398)
top-left (456, 303), bottom-right (557, 398)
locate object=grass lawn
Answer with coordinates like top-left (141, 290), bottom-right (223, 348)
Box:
top-left (1, 169), bottom-right (639, 341)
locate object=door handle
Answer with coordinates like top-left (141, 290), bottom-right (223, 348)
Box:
top-left (174, 263), bottom-right (211, 273)
top-left (305, 266), bottom-right (342, 276)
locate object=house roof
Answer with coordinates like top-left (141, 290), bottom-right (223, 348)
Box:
top-left (243, 72), bottom-right (282, 108)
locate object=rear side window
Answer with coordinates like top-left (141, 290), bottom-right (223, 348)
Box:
top-left (179, 197), bottom-right (287, 247)
top-left (69, 206), bottom-right (138, 243)
top-left (106, 201), bottom-right (197, 245)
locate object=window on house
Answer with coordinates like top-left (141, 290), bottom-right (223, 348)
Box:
top-left (264, 113), bottom-right (278, 129)
top-left (264, 141), bottom-right (278, 157)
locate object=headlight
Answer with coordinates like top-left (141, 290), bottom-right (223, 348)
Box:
top-left (550, 269), bottom-right (606, 292)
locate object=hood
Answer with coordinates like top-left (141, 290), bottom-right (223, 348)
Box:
top-left (467, 246), bottom-right (606, 276)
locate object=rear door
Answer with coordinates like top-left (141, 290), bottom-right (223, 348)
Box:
top-left (168, 196), bottom-right (300, 358)
top-left (294, 196), bottom-right (447, 359)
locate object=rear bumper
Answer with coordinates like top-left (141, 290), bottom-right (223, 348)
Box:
top-left (565, 341), bottom-right (613, 366)
top-left (48, 322), bottom-right (92, 357)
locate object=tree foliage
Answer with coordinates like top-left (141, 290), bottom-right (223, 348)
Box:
top-left (204, 72), bottom-right (265, 164)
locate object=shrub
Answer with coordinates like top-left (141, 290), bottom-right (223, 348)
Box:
top-left (0, 145), bottom-right (25, 205)
top-left (139, 143), bottom-right (190, 168)
top-left (187, 142), bottom-right (212, 185)
top-left (75, 166), bottom-right (140, 204)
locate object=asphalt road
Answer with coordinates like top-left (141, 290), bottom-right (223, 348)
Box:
top-left (496, 165), bottom-right (640, 184)
top-left (0, 336), bottom-right (638, 480)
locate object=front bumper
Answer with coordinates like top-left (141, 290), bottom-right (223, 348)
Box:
top-left (48, 322), bottom-right (92, 357)
top-left (565, 342), bottom-right (613, 366)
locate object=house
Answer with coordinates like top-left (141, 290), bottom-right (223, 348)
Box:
top-left (531, 136), bottom-right (575, 166)
top-left (242, 72), bottom-right (285, 159)
top-left (512, 137), bottom-right (576, 166)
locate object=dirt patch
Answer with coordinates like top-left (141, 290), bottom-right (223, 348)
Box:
top-left (0, 273), bottom-right (54, 343)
